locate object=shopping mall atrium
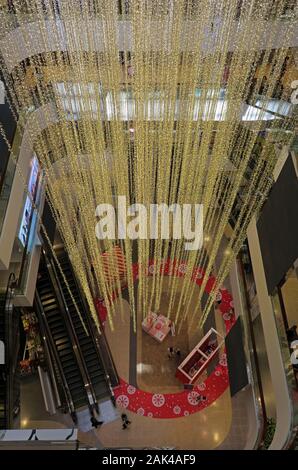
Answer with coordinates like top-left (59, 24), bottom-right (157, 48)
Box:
top-left (0, 0), bottom-right (297, 452)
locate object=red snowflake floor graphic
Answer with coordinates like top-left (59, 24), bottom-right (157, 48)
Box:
top-left (96, 259), bottom-right (236, 419)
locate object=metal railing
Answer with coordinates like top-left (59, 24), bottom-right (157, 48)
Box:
top-left (0, 121), bottom-right (20, 235)
top-left (34, 291), bottom-right (77, 422)
top-left (56, 249), bottom-right (119, 395)
top-left (236, 255), bottom-right (266, 448)
top-left (45, 253), bottom-right (98, 409)
top-left (3, 272), bottom-right (17, 429)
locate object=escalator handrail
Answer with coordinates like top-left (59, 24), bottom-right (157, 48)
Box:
top-left (3, 273), bottom-right (16, 313)
top-left (59, 250), bottom-right (119, 392)
top-left (45, 254), bottom-right (97, 408)
top-left (237, 255), bottom-right (266, 448)
top-left (34, 292), bottom-right (75, 415)
top-left (3, 272), bottom-right (16, 429)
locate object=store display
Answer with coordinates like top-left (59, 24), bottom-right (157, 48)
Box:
top-left (141, 311), bottom-right (158, 333)
top-left (142, 312), bottom-right (172, 343)
top-left (20, 311), bottom-right (44, 375)
top-left (175, 328), bottom-right (224, 385)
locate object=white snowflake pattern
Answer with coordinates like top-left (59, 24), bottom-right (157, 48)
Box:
top-left (116, 394), bottom-right (129, 409)
top-left (219, 353), bottom-right (227, 367)
top-left (215, 370), bottom-right (221, 377)
top-left (173, 405), bottom-right (181, 415)
top-left (178, 263), bottom-right (187, 274)
top-left (152, 393), bottom-right (165, 408)
top-left (137, 407), bottom-right (145, 416)
top-left (184, 410), bottom-right (189, 417)
top-left (187, 391), bottom-right (200, 405)
top-left (147, 412), bottom-right (153, 418)
top-left (223, 312), bottom-right (232, 321)
top-left (230, 300), bottom-right (234, 308)
top-left (197, 382), bottom-right (206, 391)
top-left (148, 264), bottom-right (156, 274)
top-left (127, 385), bottom-right (136, 395)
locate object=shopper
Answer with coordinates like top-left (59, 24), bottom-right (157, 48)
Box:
top-left (287, 325), bottom-right (298, 343)
top-left (121, 413), bottom-right (131, 426)
top-left (196, 395), bottom-right (207, 404)
top-left (90, 415), bottom-right (104, 429)
top-left (167, 346), bottom-right (175, 359)
top-left (174, 348), bottom-right (181, 358)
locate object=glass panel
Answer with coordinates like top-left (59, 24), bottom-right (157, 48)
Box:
top-left (14, 156), bottom-right (43, 294)
top-left (0, 122), bottom-right (22, 234)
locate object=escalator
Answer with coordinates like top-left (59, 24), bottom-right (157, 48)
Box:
top-left (0, 294), bottom-right (6, 428)
top-left (0, 275), bottom-right (20, 430)
top-left (36, 263), bottom-right (89, 410)
top-left (54, 250), bottom-right (109, 401)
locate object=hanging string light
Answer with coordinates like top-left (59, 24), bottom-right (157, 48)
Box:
top-left (0, 0), bottom-right (296, 331)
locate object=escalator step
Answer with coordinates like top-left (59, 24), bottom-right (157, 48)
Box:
top-left (37, 254), bottom-right (111, 409)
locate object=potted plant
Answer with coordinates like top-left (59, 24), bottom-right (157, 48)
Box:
top-left (261, 418), bottom-right (276, 449)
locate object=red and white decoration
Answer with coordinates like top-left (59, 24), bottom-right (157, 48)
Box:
top-left (97, 259), bottom-right (236, 419)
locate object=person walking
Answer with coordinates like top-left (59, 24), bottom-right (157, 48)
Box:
top-left (287, 325), bottom-right (298, 343)
top-left (167, 346), bottom-right (175, 359)
top-left (121, 413), bottom-right (131, 424)
top-left (90, 409), bottom-right (104, 429)
top-left (121, 413), bottom-right (131, 428)
top-left (195, 395), bottom-right (207, 404)
top-left (174, 347), bottom-right (181, 358)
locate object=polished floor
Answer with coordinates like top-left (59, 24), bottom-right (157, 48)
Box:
top-left (19, 375), bottom-right (72, 430)
top-left (136, 278), bottom-right (205, 393)
top-left (281, 275), bottom-right (298, 329)
top-left (97, 392), bottom-right (231, 450)
top-left (19, 269), bottom-right (236, 449)
top-left (102, 276), bottom-right (232, 449)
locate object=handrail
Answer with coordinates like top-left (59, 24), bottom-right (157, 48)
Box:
top-left (0, 120), bottom-right (20, 235)
top-left (270, 290), bottom-right (298, 449)
top-left (247, 218), bottom-right (294, 449)
top-left (237, 254), bottom-right (266, 446)
top-left (3, 272), bottom-right (16, 429)
top-left (34, 291), bottom-right (76, 420)
top-left (59, 249), bottom-right (119, 394)
top-left (94, 313), bottom-right (120, 390)
top-left (0, 125), bottom-right (17, 198)
top-left (45, 252), bottom-right (97, 409)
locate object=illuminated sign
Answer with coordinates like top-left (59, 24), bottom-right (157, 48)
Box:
top-left (18, 156), bottom-right (39, 247)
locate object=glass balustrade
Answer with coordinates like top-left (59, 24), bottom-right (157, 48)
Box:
top-left (0, 121), bottom-right (21, 234)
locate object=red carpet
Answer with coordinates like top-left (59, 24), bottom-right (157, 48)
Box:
top-left (96, 259), bottom-right (236, 419)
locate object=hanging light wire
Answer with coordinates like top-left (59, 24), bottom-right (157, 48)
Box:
top-left (0, 0), bottom-right (297, 332)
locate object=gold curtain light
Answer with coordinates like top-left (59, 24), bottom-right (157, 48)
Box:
top-left (0, 0), bottom-right (297, 331)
